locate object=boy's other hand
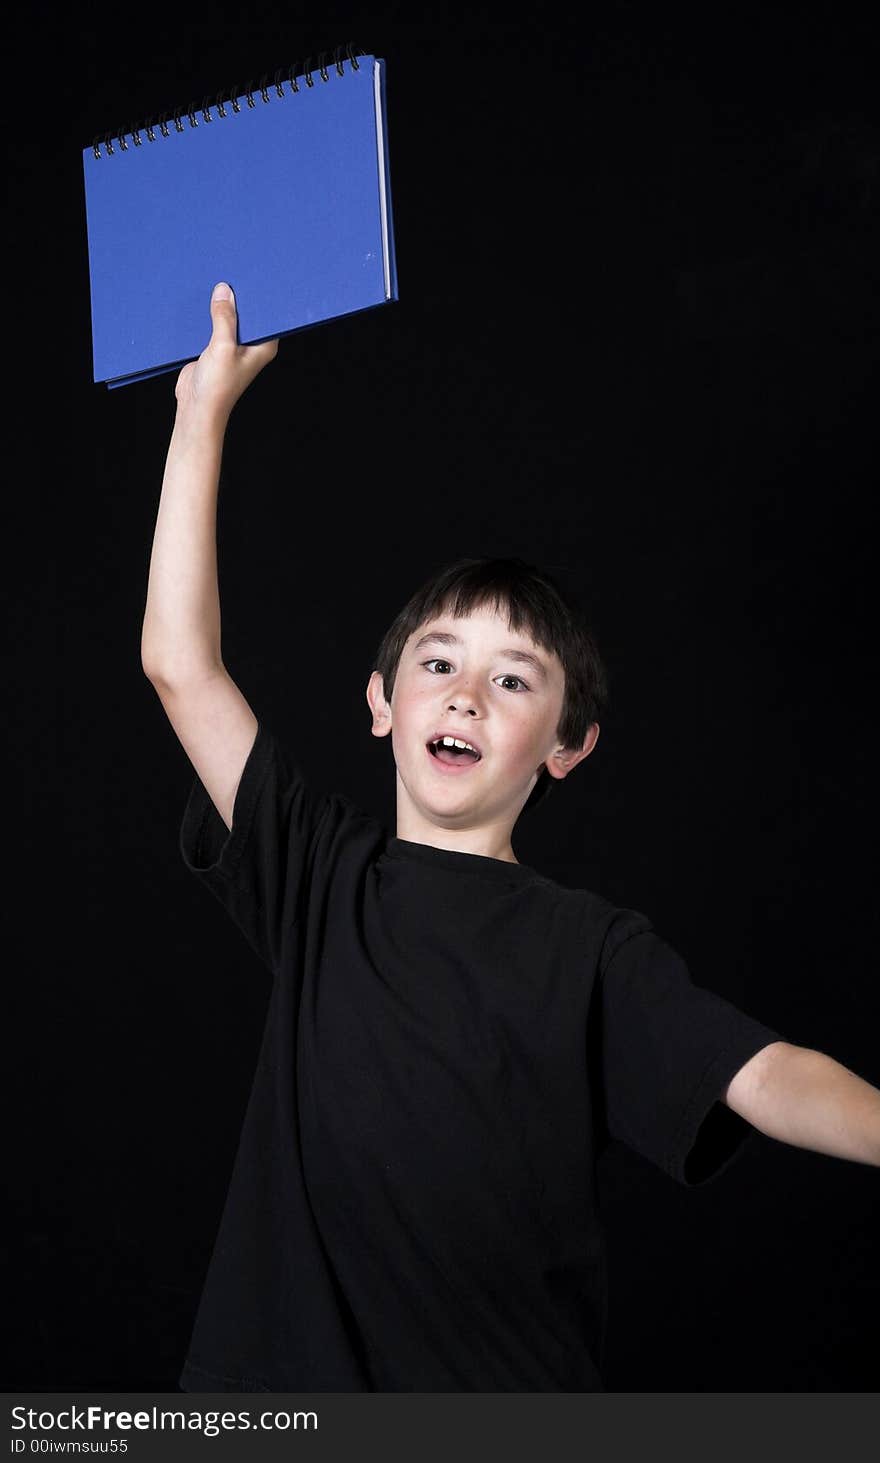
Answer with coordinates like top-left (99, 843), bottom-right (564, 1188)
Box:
top-left (175, 282), bottom-right (279, 420)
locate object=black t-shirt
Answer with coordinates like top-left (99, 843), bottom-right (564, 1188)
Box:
top-left (176, 720), bottom-right (784, 1393)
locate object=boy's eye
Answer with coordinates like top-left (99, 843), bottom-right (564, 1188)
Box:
top-left (421, 659), bottom-right (529, 692)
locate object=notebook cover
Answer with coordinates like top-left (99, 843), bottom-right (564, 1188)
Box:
top-left (82, 56), bottom-right (397, 388)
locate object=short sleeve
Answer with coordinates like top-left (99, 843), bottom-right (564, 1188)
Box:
top-left (179, 719), bottom-right (334, 977)
top-left (594, 922), bottom-right (786, 1187)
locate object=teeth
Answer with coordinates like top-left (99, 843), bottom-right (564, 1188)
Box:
top-left (439, 736), bottom-right (478, 755)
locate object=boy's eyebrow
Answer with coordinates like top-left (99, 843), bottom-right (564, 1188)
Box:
top-left (412, 631), bottom-right (549, 682)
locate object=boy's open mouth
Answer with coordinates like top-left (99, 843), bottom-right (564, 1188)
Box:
top-left (426, 736), bottom-right (482, 771)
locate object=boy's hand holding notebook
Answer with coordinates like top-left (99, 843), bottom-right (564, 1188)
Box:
top-left (175, 283), bottom-right (279, 420)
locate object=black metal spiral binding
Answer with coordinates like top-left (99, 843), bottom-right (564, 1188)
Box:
top-left (91, 42), bottom-right (364, 159)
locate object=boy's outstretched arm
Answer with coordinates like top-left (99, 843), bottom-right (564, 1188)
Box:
top-left (141, 282), bottom-right (279, 833)
top-left (723, 1042), bottom-right (880, 1166)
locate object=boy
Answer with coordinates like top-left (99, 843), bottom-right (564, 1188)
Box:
top-left (142, 283), bottom-right (880, 1393)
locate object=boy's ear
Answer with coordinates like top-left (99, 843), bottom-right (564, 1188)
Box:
top-left (366, 670), bottom-right (393, 738)
top-left (542, 723), bottom-right (600, 781)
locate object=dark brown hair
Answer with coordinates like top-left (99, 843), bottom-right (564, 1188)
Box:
top-left (372, 556), bottom-right (608, 813)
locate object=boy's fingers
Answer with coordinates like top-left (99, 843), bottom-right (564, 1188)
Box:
top-left (211, 281), bottom-right (235, 307)
top-left (243, 338), bottom-right (279, 371)
top-left (209, 281), bottom-right (237, 341)
top-left (206, 283), bottom-right (278, 368)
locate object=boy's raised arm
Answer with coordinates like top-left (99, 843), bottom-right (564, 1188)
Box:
top-left (141, 283), bottom-right (279, 832)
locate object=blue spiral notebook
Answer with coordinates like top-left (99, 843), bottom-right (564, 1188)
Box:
top-left (82, 48), bottom-right (397, 388)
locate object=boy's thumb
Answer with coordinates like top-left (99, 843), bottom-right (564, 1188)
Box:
top-left (211, 281), bottom-right (235, 305)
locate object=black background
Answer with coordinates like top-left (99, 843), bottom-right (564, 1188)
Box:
top-left (7, 2), bottom-right (879, 1392)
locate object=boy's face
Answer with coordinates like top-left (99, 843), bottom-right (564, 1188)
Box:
top-left (366, 603), bottom-right (598, 859)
